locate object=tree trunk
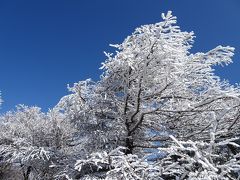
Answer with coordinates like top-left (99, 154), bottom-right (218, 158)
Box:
top-left (23, 166), bottom-right (32, 180)
top-left (125, 133), bottom-right (134, 154)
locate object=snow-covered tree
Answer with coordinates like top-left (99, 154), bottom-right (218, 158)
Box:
top-left (0, 105), bottom-right (77, 179)
top-left (72, 11), bottom-right (240, 179)
top-left (56, 79), bottom-right (125, 156)
top-left (100, 11), bottom-right (240, 156)
top-left (0, 11), bottom-right (239, 180)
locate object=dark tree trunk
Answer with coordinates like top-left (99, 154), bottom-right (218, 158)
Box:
top-left (125, 133), bottom-right (134, 154)
top-left (23, 166), bottom-right (32, 180)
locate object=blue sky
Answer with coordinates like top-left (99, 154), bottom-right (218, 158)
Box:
top-left (0, 0), bottom-right (239, 113)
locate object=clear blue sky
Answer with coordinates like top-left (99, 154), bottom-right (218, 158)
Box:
top-left (0, 0), bottom-right (239, 113)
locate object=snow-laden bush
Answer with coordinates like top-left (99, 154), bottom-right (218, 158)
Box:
top-left (0, 105), bottom-right (77, 179)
